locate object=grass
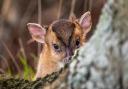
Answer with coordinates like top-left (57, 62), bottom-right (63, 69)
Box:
top-left (18, 54), bottom-right (35, 80)
top-left (1, 39), bottom-right (36, 80)
top-left (0, 53), bottom-right (35, 80)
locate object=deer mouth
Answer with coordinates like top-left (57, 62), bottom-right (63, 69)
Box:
top-left (62, 56), bottom-right (72, 64)
top-left (58, 56), bottom-right (72, 69)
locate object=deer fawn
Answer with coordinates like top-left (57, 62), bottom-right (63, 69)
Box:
top-left (27, 11), bottom-right (92, 79)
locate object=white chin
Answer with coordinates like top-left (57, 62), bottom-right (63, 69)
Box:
top-left (58, 57), bottom-right (71, 69)
top-left (58, 62), bottom-right (65, 69)
top-left (63, 57), bottom-right (71, 64)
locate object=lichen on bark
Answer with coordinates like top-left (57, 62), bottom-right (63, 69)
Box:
top-left (68, 0), bottom-right (128, 89)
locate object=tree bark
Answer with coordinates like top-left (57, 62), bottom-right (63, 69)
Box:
top-left (66, 0), bottom-right (128, 89)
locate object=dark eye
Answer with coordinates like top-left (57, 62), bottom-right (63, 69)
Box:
top-left (76, 39), bottom-right (80, 48)
top-left (53, 44), bottom-right (61, 52)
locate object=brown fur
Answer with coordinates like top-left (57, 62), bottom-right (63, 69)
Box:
top-left (35, 20), bottom-right (85, 78)
top-left (27, 12), bottom-right (92, 79)
top-left (52, 19), bottom-right (75, 46)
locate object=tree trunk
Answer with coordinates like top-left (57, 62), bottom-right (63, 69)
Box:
top-left (66, 0), bottom-right (128, 89)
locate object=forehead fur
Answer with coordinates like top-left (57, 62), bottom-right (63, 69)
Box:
top-left (51, 19), bottom-right (75, 46)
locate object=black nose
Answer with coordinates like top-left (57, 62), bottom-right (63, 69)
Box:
top-left (66, 48), bottom-right (74, 57)
top-left (69, 51), bottom-right (74, 56)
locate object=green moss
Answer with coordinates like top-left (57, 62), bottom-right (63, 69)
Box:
top-left (0, 66), bottom-right (66, 89)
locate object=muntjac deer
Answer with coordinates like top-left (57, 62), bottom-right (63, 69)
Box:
top-left (27, 11), bottom-right (92, 79)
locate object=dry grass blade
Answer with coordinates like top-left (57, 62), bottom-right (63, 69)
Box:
top-left (57, 0), bottom-right (63, 19)
top-left (69, 0), bottom-right (76, 17)
top-left (2, 41), bottom-right (21, 73)
top-left (37, 0), bottom-right (42, 58)
top-left (89, 0), bottom-right (92, 11)
top-left (19, 38), bottom-right (26, 59)
top-left (19, 0), bottom-right (37, 31)
top-left (0, 55), bottom-right (10, 71)
top-left (38, 0), bottom-right (42, 24)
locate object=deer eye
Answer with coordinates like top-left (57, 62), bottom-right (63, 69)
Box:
top-left (52, 44), bottom-right (61, 52)
top-left (76, 39), bottom-right (80, 48)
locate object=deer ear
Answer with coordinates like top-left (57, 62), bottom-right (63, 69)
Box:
top-left (27, 23), bottom-right (46, 43)
top-left (79, 11), bottom-right (92, 34)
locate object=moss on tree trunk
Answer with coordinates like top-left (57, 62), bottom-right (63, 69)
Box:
top-left (0, 67), bottom-right (65, 89)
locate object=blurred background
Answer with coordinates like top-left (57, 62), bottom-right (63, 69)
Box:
top-left (0, 0), bottom-right (106, 79)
